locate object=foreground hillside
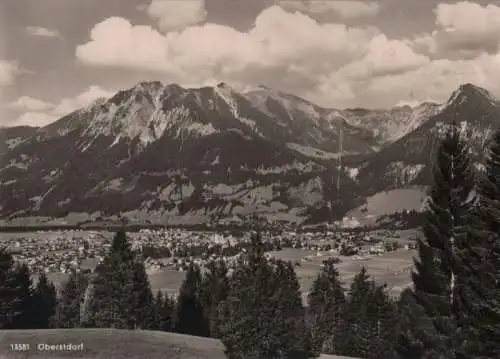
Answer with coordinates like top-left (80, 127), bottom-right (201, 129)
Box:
top-left (0, 329), bottom-right (358, 359)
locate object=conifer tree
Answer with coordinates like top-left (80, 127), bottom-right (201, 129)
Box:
top-left (307, 257), bottom-right (346, 354)
top-left (173, 263), bottom-right (209, 337)
top-left (55, 271), bottom-right (88, 328)
top-left (31, 272), bottom-right (57, 328)
top-left (85, 229), bottom-right (156, 329)
top-left (199, 259), bottom-right (229, 337)
top-left (8, 263), bottom-right (34, 329)
top-left (398, 124), bottom-right (475, 359)
top-left (219, 232), bottom-right (317, 359)
top-left (155, 290), bottom-right (175, 331)
top-left (457, 129), bottom-right (500, 358)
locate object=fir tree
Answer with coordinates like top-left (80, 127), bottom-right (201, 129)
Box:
top-left (155, 290), bottom-right (175, 331)
top-left (399, 124), bottom-right (475, 359)
top-left (199, 259), bottom-right (229, 338)
top-left (55, 271), bottom-right (88, 328)
top-left (0, 247), bottom-right (17, 329)
top-left (8, 263), bottom-right (34, 329)
top-left (219, 232), bottom-right (317, 359)
top-left (31, 272), bottom-right (57, 328)
top-left (85, 229), bottom-right (156, 329)
top-left (307, 257), bottom-right (346, 354)
top-left (456, 129), bottom-right (500, 358)
top-left (173, 263), bottom-right (209, 337)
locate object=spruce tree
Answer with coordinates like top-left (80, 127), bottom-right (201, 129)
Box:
top-left (173, 263), bottom-right (209, 337)
top-left (0, 247), bottom-right (15, 329)
top-left (31, 272), bottom-right (57, 328)
top-left (8, 263), bottom-right (34, 329)
top-left (155, 290), bottom-right (175, 331)
top-left (55, 271), bottom-right (88, 328)
top-left (337, 267), bottom-right (375, 358)
top-left (199, 259), bottom-right (229, 338)
top-left (85, 229), bottom-right (156, 329)
top-left (399, 124), bottom-right (475, 359)
top-left (307, 257), bottom-right (346, 354)
top-left (457, 129), bottom-right (500, 358)
top-left (219, 232), bottom-right (317, 359)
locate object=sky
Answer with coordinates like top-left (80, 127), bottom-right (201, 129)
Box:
top-left (2, 0), bottom-right (500, 127)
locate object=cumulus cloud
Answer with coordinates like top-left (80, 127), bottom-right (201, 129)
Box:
top-left (8, 96), bottom-right (54, 112)
top-left (74, 2), bottom-right (500, 108)
top-left (277, 0), bottom-right (380, 18)
top-left (76, 6), bottom-right (381, 94)
top-left (144, 0), bottom-right (207, 32)
top-left (25, 26), bottom-right (60, 38)
top-left (14, 112), bottom-right (58, 127)
top-left (407, 2), bottom-right (500, 57)
top-left (0, 61), bottom-right (18, 88)
top-left (9, 85), bottom-right (115, 127)
top-left (52, 85), bottom-right (115, 115)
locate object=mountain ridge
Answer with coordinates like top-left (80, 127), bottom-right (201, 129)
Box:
top-left (1, 82), bottom-right (499, 225)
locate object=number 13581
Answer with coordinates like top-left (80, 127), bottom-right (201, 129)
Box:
top-left (10, 344), bottom-right (30, 351)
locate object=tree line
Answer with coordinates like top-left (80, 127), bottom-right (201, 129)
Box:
top-left (1, 122), bottom-right (499, 358)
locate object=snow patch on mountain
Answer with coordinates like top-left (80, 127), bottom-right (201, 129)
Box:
top-left (287, 143), bottom-right (340, 159)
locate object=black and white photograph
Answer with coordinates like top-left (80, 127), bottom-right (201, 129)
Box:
top-left (0, 0), bottom-right (499, 358)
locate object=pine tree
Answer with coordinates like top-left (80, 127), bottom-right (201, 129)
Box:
top-left (271, 260), bottom-right (314, 359)
top-left (55, 271), bottom-right (88, 328)
top-left (31, 273), bottom-right (57, 328)
top-left (155, 290), bottom-right (175, 331)
top-left (8, 263), bottom-right (34, 329)
top-left (307, 257), bottom-right (346, 354)
top-left (199, 259), bottom-right (229, 338)
top-left (219, 232), bottom-right (317, 359)
top-left (395, 288), bottom-right (428, 359)
top-left (85, 229), bottom-right (156, 329)
top-left (456, 129), bottom-right (500, 358)
top-left (398, 124), bottom-right (475, 359)
top-left (173, 263), bottom-right (209, 337)
top-left (337, 267), bottom-right (376, 358)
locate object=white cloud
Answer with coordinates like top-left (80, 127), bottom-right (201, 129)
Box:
top-left (277, 0), bottom-right (380, 18)
top-left (52, 85), bottom-right (115, 116)
top-left (25, 26), bottom-right (60, 38)
top-left (7, 96), bottom-right (54, 112)
top-left (145, 0), bottom-right (207, 32)
top-left (407, 2), bottom-right (500, 57)
top-left (9, 86), bottom-right (115, 127)
top-left (74, 3), bottom-right (500, 108)
top-left (0, 61), bottom-right (18, 88)
top-left (76, 6), bottom-right (378, 88)
top-left (13, 112), bottom-right (58, 127)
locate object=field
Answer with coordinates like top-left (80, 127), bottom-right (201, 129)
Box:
top-left (0, 329), bottom-right (358, 359)
top-left (268, 247), bottom-right (415, 298)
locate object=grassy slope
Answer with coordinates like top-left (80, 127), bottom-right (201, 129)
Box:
top-left (0, 329), bottom-right (358, 359)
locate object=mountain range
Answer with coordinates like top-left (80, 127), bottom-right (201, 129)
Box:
top-left (0, 82), bottom-right (498, 226)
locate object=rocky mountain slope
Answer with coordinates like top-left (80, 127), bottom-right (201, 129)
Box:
top-left (1, 81), bottom-right (498, 225)
top-left (0, 82), bottom-right (366, 224)
top-left (354, 83), bottom-right (500, 201)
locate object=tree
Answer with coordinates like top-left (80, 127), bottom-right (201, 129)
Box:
top-left (307, 257), bottom-right (346, 354)
top-left (155, 290), bottom-right (175, 332)
top-left (55, 270), bottom-right (88, 328)
top-left (173, 263), bottom-right (209, 337)
top-left (84, 229), bottom-right (156, 329)
top-left (270, 260), bottom-right (314, 359)
top-left (218, 232), bottom-right (317, 359)
top-left (456, 129), bottom-right (500, 358)
top-left (8, 263), bottom-right (34, 329)
top-left (199, 259), bottom-right (229, 337)
top-left (0, 247), bottom-right (15, 329)
top-left (398, 124), bottom-right (475, 359)
top-left (31, 273), bottom-right (57, 328)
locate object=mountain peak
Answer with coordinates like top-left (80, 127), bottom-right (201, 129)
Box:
top-left (446, 83), bottom-right (497, 108)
